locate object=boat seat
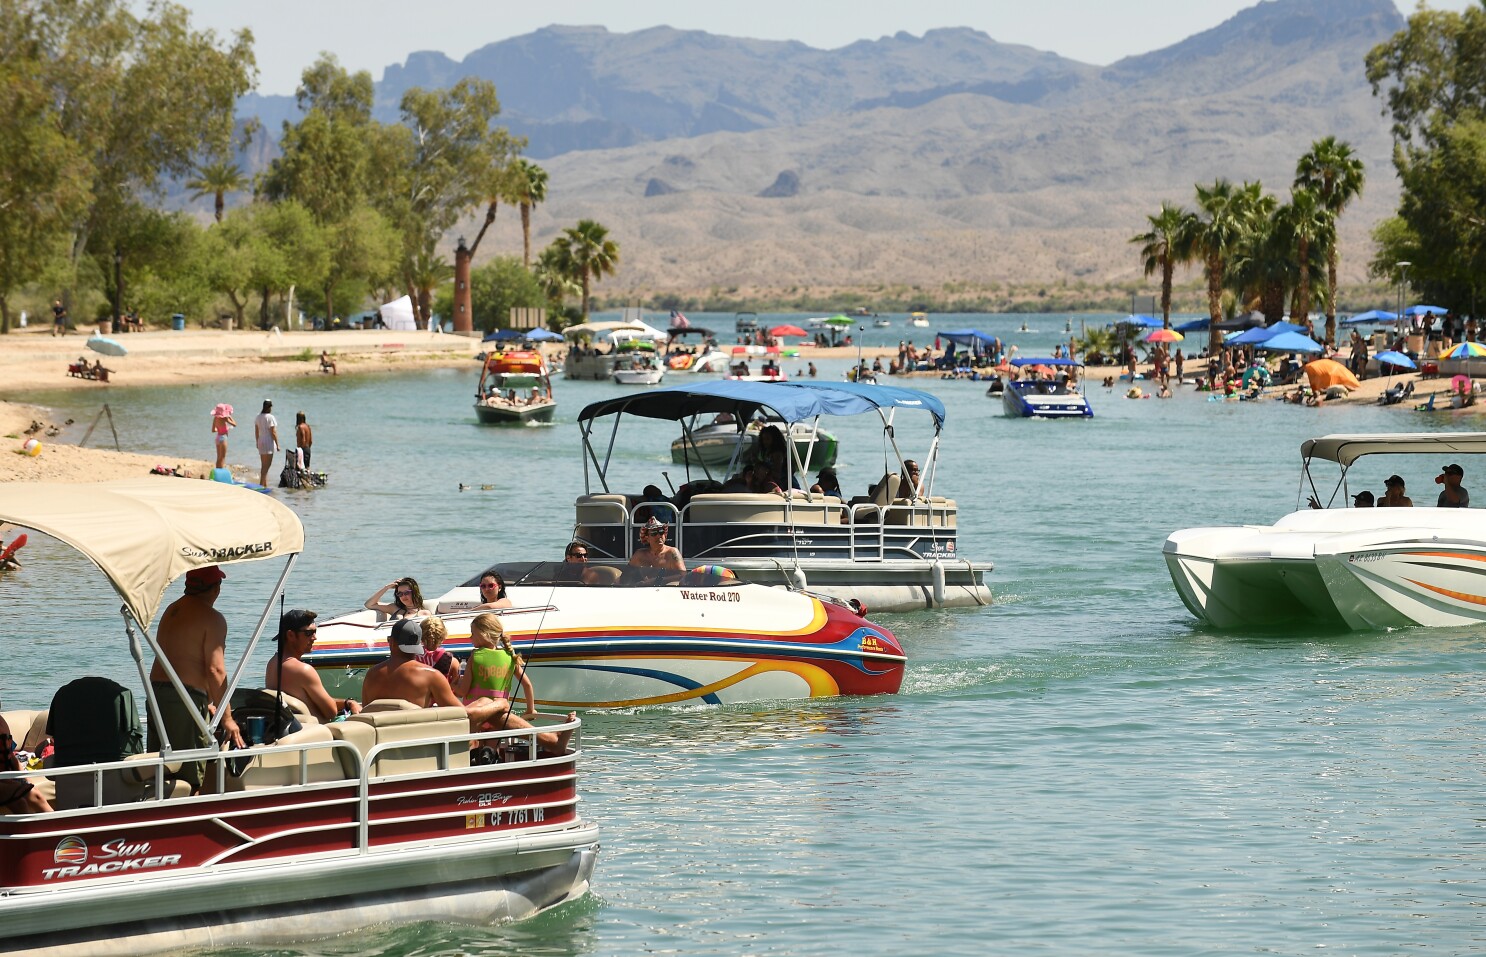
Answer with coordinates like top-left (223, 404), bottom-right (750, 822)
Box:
top-left (51, 753), bottom-right (189, 809)
top-left (1, 708), bottom-right (50, 752)
top-left (361, 698), bottom-right (420, 713)
top-left (575, 494), bottom-right (630, 526)
top-left (883, 497), bottom-right (959, 527)
top-left (228, 724), bottom-right (349, 791)
top-left (870, 473), bottom-right (901, 508)
top-left (344, 705), bottom-right (471, 776)
top-left (242, 689), bottom-right (320, 724)
top-left (687, 493), bottom-right (791, 525)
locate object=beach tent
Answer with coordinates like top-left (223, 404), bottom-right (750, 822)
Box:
top-left (1303, 358), bottom-right (1360, 392)
top-left (937, 330), bottom-right (1000, 352)
top-left (1256, 331), bottom-right (1324, 354)
top-left (1226, 320), bottom-right (1305, 346)
top-left (1213, 313), bottom-right (1266, 332)
top-left (379, 295), bottom-right (417, 331)
top-left (1119, 314), bottom-right (1163, 328)
top-left (1173, 317), bottom-right (1210, 332)
top-left (1339, 310), bottom-right (1398, 325)
top-left (1403, 305), bottom-right (1448, 317)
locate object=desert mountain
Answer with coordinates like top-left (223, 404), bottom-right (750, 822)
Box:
top-left (235, 0), bottom-right (1408, 304)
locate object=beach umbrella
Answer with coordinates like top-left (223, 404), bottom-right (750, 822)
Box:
top-left (1145, 328), bottom-right (1183, 343)
top-left (1303, 358), bottom-right (1360, 392)
top-left (1256, 331), bottom-right (1324, 354)
top-left (1374, 350), bottom-right (1417, 370)
top-left (1446, 340), bottom-right (1486, 383)
top-left (824, 315), bottom-right (854, 327)
top-left (86, 335), bottom-right (127, 357)
top-left (769, 324), bottom-right (808, 337)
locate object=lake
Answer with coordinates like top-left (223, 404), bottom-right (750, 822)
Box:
top-left (9, 313), bottom-right (1485, 957)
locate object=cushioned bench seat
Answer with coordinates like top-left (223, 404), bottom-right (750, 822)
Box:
top-left (687, 493), bottom-right (842, 525)
top-left (332, 702), bottom-right (471, 776)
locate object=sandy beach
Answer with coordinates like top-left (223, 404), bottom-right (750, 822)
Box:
top-left (0, 323), bottom-right (1465, 483)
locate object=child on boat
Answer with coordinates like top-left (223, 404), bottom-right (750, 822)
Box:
top-left (455, 613), bottom-right (573, 755)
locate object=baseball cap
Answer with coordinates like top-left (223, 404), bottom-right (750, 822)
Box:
top-left (1442, 463), bottom-right (1464, 477)
top-left (1385, 474), bottom-right (1405, 487)
top-left (185, 565), bottom-right (225, 588)
top-left (276, 608), bottom-right (316, 641)
top-left (1353, 491), bottom-right (1375, 506)
top-left (391, 619), bottom-right (423, 653)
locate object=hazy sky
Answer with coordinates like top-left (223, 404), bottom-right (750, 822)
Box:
top-left (176, 0), bottom-right (1469, 97)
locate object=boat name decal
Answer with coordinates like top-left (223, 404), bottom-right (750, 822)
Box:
top-left (44, 837), bottom-right (182, 880)
top-left (678, 589), bottom-right (742, 603)
top-left (458, 791), bottom-right (514, 809)
top-left (180, 541), bottom-right (274, 561)
top-left (860, 635), bottom-right (887, 654)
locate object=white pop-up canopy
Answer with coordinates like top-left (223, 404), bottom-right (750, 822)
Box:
top-left (380, 294), bottom-right (417, 331)
top-left (0, 478), bottom-right (304, 628)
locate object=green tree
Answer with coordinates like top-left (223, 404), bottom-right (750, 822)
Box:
top-left (408, 247), bottom-right (452, 329)
top-left (513, 159), bottom-right (549, 268)
top-left (534, 241), bottom-right (580, 324)
top-left (1188, 180), bottom-right (1264, 345)
top-left (19, 1), bottom-right (255, 297)
top-left (186, 160), bottom-right (249, 223)
top-left (1277, 188), bottom-right (1334, 332)
top-left (1130, 202), bottom-right (1195, 328)
top-left (551, 220), bottom-right (619, 320)
top-left (1294, 137), bottom-right (1364, 344)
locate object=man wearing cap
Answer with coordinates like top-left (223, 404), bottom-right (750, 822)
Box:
top-left (1437, 464), bottom-right (1470, 507)
top-left (148, 565), bottom-right (242, 793)
top-left (264, 609), bottom-right (361, 722)
top-left (628, 517), bottom-right (684, 572)
top-left (362, 620), bottom-right (573, 744)
top-left (810, 467), bottom-right (842, 498)
top-left (1378, 475), bottom-right (1412, 507)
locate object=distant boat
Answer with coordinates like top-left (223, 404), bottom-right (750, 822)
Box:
top-left (873, 318), bottom-right (892, 328)
top-left (909, 312), bottom-right (929, 328)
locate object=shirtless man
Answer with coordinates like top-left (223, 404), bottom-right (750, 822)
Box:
top-left (149, 565), bottom-right (242, 793)
top-left (0, 714), bottom-right (51, 814)
top-left (362, 620), bottom-right (574, 753)
top-left (628, 517), bottom-right (684, 572)
top-left (264, 609), bottom-right (361, 722)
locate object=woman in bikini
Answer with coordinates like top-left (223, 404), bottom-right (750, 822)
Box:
top-left (211, 403), bottom-right (236, 469)
top-left (364, 577), bottom-right (429, 620)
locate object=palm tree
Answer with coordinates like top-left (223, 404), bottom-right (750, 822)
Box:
top-left (1188, 179), bottom-right (1264, 349)
top-left (1278, 189), bottom-right (1335, 331)
top-left (555, 220), bottom-right (620, 320)
top-left (408, 245), bottom-right (452, 330)
top-left (185, 160), bottom-right (248, 223)
top-left (513, 160), bottom-right (548, 268)
top-left (1131, 202), bottom-right (1195, 328)
top-left (1295, 137), bottom-right (1365, 344)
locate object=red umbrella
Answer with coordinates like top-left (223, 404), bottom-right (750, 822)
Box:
top-left (770, 325), bottom-right (809, 337)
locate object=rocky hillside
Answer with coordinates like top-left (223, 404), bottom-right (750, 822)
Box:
top-left (234, 0), bottom-right (1408, 303)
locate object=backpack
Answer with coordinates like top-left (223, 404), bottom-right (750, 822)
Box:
top-left (46, 676), bottom-right (145, 767)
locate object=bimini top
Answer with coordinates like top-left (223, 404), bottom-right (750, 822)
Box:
top-left (1010, 357), bottom-right (1082, 368)
top-left (0, 478), bottom-right (304, 628)
top-left (1301, 432), bottom-right (1486, 467)
top-left (578, 380), bottom-right (946, 429)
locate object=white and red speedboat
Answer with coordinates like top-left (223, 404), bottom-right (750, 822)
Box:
top-left (0, 479), bottom-right (597, 956)
top-left (307, 562), bottom-right (906, 707)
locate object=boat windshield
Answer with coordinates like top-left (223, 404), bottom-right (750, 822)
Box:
top-left (463, 561), bottom-right (742, 589)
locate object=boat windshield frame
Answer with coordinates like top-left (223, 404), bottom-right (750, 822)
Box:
top-left (577, 381), bottom-right (946, 498)
top-left (1297, 432), bottom-right (1486, 508)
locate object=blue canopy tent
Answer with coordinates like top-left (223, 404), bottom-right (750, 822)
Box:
top-left (937, 330), bottom-right (1000, 353)
top-left (1339, 310), bottom-right (1397, 325)
top-left (483, 328), bottom-right (563, 342)
top-left (1255, 331), bottom-right (1324, 354)
top-left (1226, 320), bottom-right (1305, 346)
top-left (1119, 314), bottom-right (1164, 328)
top-left (1173, 317), bottom-right (1210, 333)
top-left (1403, 305), bottom-right (1448, 318)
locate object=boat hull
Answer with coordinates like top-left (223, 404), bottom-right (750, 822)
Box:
top-left (475, 401), bottom-right (556, 424)
top-left (612, 370), bottom-right (665, 385)
top-left (1001, 383), bottom-right (1093, 418)
top-left (309, 581), bottom-right (906, 707)
top-left (1164, 511), bottom-right (1486, 630)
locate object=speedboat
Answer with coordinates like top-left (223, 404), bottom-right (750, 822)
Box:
top-left (664, 326), bottom-right (722, 373)
top-left (573, 381), bottom-right (993, 611)
top-left (474, 350), bottom-right (556, 424)
top-left (873, 318), bottom-right (892, 328)
top-left (612, 347), bottom-right (666, 385)
top-left (0, 480), bottom-right (597, 955)
top-left (1001, 358), bottom-right (1092, 418)
top-left (735, 312), bottom-right (759, 336)
top-left (1165, 432), bottom-right (1486, 630)
top-left (307, 563), bottom-right (904, 707)
top-left (909, 313), bottom-right (929, 328)
top-left (670, 415), bottom-right (839, 470)
top-left (726, 358), bottom-right (787, 382)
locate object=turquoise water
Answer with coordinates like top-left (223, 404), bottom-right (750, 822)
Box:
top-left (9, 313), bottom-right (1486, 957)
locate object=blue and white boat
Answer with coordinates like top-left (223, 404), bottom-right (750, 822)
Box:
top-left (1000, 358), bottom-right (1093, 418)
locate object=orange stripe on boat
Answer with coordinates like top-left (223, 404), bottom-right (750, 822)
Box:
top-left (1406, 579), bottom-right (1486, 606)
top-left (1407, 551), bottom-right (1486, 563)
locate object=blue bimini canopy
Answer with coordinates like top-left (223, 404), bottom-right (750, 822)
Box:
top-left (577, 380), bottom-right (946, 429)
top-left (1009, 357), bottom-right (1082, 368)
top-left (483, 327), bottom-right (563, 342)
top-left (937, 329), bottom-right (1000, 350)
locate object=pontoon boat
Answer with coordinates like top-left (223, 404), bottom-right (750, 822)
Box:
top-left (0, 480), bottom-right (597, 955)
top-left (1165, 432), bottom-right (1486, 629)
top-left (574, 381), bottom-right (993, 611)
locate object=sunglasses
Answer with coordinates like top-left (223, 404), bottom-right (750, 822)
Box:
top-left (568, 551), bottom-right (588, 559)
top-left (480, 580), bottom-right (502, 588)
top-left (395, 589), bottom-right (413, 597)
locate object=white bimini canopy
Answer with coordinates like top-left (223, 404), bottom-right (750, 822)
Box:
top-left (0, 478), bottom-right (304, 628)
top-left (1301, 432), bottom-right (1486, 467)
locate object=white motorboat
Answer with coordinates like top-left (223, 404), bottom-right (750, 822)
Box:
top-left (574, 381), bottom-right (993, 611)
top-left (306, 563), bottom-right (905, 708)
top-left (612, 348), bottom-right (666, 385)
top-left (1165, 432), bottom-right (1486, 630)
top-left (0, 480), bottom-right (597, 955)
top-left (909, 313), bottom-right (929, 328)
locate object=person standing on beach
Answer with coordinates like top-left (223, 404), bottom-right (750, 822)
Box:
top-left (51, 300), bottom-right (67, 336)
top-left (211, 403), bottom-right (236, 469)
top-left (294, 411), bottom-right (313, 469)
top-left (254, 400), bottom-right (278, 487)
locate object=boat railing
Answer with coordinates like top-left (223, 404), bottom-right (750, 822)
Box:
top-left (573, 492), bottom-right (956, 563)
top-left (0, 714), bottom-right (582, 841)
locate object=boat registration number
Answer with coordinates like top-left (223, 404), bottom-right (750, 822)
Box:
top-left (467, 806), bottom-right (545, 829)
